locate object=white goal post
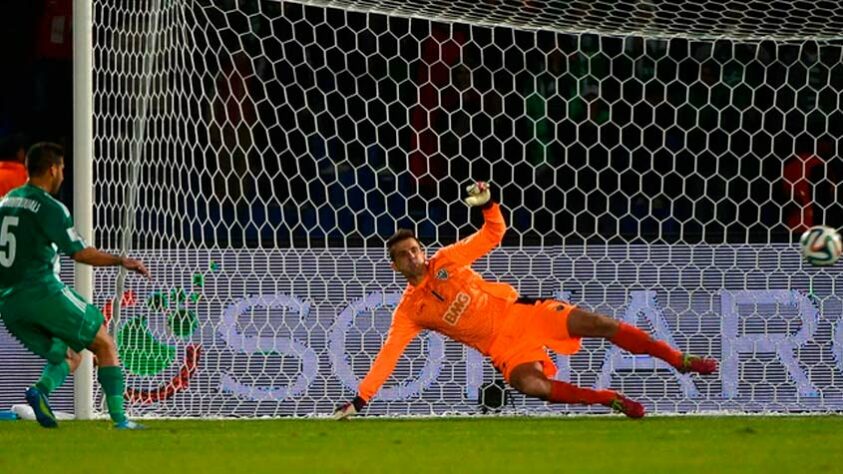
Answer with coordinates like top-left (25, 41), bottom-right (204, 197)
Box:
top-left (72, 0), bottom-right (95, 420)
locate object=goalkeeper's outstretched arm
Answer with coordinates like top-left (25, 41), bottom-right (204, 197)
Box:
top-left (333, 307), bottom-right (420, 419)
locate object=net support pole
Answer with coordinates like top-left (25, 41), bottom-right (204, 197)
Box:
top-left (113, 0), bottom-right (162, 334)
top-left (72, 0), bottom-right (95, 420)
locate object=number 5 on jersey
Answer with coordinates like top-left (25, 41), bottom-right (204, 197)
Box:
top-left (0, 216), bottom-right (19, 267)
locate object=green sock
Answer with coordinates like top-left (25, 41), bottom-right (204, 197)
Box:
top-left (34, 360), bottom-right (70, 396)
top-left (97, 366), bottom-right (127, 423)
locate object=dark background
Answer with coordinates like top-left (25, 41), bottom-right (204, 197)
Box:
top-left (3, 1), bottom-right (842, 248)
top-left (0, 1), bottom-right (73, 200)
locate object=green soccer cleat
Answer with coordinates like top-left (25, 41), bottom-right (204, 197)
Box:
top-left (114, 419), bottom-right (145, 430)
top-left (25, 387), bottom-right (58, 428)
top-left (608, 394), bottom-right (645, 419)
top-left (678, 354), bottom-right (718, 375)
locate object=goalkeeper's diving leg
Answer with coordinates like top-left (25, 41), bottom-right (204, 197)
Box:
top-left (507, 305), bottom-right (717, 418)
top-left (508, 361), bottom-right (647, 418)
top-left (565, 307), bottom-right (718, 376)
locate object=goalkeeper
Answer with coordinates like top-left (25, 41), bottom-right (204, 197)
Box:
top-left (0, 142), bottom-right (149, 429)
top-left (335, 181), bottom-right (716, 419)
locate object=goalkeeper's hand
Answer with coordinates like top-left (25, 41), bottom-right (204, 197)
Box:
top-left (333, 396), bottom-right (367, 420)
top-left (464, 181), bottom-right (491, 207)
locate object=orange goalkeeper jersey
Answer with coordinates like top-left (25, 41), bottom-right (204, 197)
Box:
top-left (358, 203), bottom-right (521, 401)
top-left (0, 161), bottom-right (27, 197)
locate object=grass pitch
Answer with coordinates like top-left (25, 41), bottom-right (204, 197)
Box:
top-left (1, 416), bottom-right (841, 473)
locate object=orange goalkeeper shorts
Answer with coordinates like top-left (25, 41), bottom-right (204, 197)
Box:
top-left (488, 299), bottom-right (582, 383)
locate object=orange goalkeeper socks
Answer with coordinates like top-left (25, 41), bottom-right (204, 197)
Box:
top-left (610, 322), bottom-right (683, 368)
top-left (549, 380), bottom-right (616, 405)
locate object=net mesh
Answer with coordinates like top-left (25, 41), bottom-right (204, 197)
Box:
top-left (2, 0), bottom-right (843, 417)
top-left (304, 0), bottom-right (843, 41)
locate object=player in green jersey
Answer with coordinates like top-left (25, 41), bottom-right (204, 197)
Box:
top-left (0, 142), bottom-right (150, 429)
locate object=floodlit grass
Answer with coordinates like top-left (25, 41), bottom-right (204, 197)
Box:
top-left (1, 416), bottom-right (842, 473)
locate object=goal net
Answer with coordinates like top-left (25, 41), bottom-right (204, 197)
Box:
top-left (3, 0), bottom-right (843, 417)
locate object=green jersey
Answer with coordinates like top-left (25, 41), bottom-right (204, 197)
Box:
top-left (0, 184), bottom-right (87, 298)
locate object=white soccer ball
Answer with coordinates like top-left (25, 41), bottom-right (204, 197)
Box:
top-left (799, 225), bottom-right (843, 266)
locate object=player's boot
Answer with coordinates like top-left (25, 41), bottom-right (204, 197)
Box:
top-left (114, 419), bottom-right (145, 430)
top-left (25, 386), bottom-right (58, 428)
top-left (608, 394), bottom-right (645, 419)
top-left (678, 354), bottom-right (717, 375)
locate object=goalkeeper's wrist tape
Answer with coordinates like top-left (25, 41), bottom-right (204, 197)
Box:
top-left (351, 396), bottom-right (367, 411)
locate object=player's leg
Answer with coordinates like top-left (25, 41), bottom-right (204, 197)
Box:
top-left (508, 361), bottom-right (644, 418)
top-left (18, 288), bottom-right (110, 427)
top-left (565, 307), bottom-right (716, 374)
top-left (39, 286), bottom-right (141, 429)
top-left (86, 323), bottom-right (143, 429)
top-left (25, 347), bottom-right (82, 429)
top-left (34, 346), bottom-right (81, 395)
top-left (496, 303), bottom-right (643, 417)
top-left (0, 310), bottom-right (69, 427)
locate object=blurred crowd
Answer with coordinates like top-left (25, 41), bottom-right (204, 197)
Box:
top-left (0, 1), bottom-right (73, 201)
top-left (195, 2), bottom-right (840, 246)
top-left (3, 1), bottom-right (842, 247)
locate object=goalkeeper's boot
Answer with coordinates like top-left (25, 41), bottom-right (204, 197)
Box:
top-left (333, 396), bottom-right (367, 420)
top-left (25, 386), bottom-right (58, 428)
top-left (114, 419), bottom-right (145, 430)
top-left (678, 354), bottom-right (717, 375)
top-left (608, 394), bottom-right (645, 419)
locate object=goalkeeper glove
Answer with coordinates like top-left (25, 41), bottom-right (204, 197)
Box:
top-left (464, 181), bottom-right (492, 207)
top-left (333, 396), bottom-right (367, 420)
